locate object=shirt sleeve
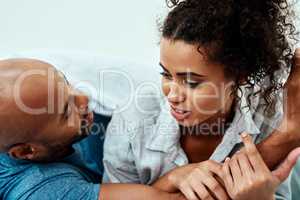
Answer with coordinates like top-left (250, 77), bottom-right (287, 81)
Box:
top-left (102, 110), bottom-right (140, 183)
top-left (274, 176), bottom-right (292, 200)
top-left (291, 160), bottom-right (300, 200)
top-left (3, 163), bottom-right (100, 200)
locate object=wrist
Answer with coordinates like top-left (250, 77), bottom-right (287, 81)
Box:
top-left (267, 195), bottom-right (275, 200)
top-left (170, 193), bottom-right (185, 200)
top-left (152, 169), bottom-right (179, 193)
top-left (166, 170), bottom-right (179, 192)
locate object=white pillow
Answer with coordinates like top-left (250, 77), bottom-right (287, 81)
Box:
top-left (1, 50), bottom-right (161, 116)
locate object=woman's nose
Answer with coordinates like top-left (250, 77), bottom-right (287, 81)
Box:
top-left (167, 82), bottom-right (186, 104)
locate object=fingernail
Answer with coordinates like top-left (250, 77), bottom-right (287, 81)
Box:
top-left (241, 132), bottom-right (248, 138)
top-left (225, 157), bottom-right (230, 162)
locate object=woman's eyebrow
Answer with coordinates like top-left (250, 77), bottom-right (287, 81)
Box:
top-left (176, 72), bottom-right (206, 78)
top-left (159, 62), bottom-right (205, 77)
top-left (159, 63), bottom-right (170, 73)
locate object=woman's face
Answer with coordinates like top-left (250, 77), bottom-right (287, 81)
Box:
top-left (160, 38), bottom-right (235, 127)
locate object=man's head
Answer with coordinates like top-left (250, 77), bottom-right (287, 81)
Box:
top-left (0, 58), bottom-right (94, 162)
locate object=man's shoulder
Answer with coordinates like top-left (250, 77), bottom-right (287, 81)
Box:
top-left (0, 153), bottom-right (91, 183)
top-left (0, 154), bottom-right (99, 200)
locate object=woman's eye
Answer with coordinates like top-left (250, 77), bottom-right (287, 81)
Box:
top-left (184, 80), bottom-right (201, 88)
top-left (160, 72), bottom-right (173, 80)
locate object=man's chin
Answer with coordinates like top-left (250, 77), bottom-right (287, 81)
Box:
top-left (28, 146), bottom-right (74, 163)
top-left (50, 147), bottom-right (75, 162)
top-left (72, 133), bottom-right (89, 144)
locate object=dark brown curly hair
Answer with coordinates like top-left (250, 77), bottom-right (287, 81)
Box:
top-left (161, 0), bottom-right (298, 111)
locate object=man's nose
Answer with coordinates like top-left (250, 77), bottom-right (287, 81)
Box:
top-left (71, 89), bottom-right (89, 115)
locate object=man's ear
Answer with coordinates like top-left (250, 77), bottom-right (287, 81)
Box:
top-left (8, 143), bottom-right (36, 160)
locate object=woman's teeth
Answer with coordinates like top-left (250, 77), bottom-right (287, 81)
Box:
top-left (175, 109), bottom-right (185, 114)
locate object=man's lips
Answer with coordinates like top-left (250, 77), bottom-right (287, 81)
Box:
top-left (86, 111), bottom-right (94, 127)
top-left (170, 106), bottom-right (192, 121)
top-left (80, 111), bottom-right (94, 135)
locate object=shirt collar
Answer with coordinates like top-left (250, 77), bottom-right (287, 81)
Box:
top-left (146, 95), bottom-right (261, 153)
top-left (145, 100), bottom-right (180, 153)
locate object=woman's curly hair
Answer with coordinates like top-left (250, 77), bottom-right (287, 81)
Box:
top-left (161, 0), bottom-right (298, 111)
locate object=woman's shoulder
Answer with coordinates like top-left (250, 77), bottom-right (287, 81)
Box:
top-left (117, 88), bottom-right (163, 121)
top-left (107, 88), bottom-right (165, 141)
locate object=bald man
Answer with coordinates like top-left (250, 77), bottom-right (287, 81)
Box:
top-left (0, 59), bottom-right (185, 200)
top-left (0, 58), bottom-right (299, 200)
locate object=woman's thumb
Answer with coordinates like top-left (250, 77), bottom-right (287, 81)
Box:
top-left (272, 147), bottom-right (300, 183)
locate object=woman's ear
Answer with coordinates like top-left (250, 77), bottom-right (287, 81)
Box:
top-left (8, 143), bottom-right (36, 160)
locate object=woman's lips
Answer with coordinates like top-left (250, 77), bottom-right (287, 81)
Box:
top-left (170, 106), bottom-right (192, 121)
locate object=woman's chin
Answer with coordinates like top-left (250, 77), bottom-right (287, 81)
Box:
top-left (176, 115), bottom-right (213, 128)
top-left (177, 118), bottom-right (199, 127)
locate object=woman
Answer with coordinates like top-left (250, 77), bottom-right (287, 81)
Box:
top-left (103, 0), bottom-right (299, 199)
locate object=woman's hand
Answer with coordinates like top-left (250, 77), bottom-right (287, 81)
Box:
top-left (167, 161), bottom-right (229, 200)
top-left (219, 133), bottom-right (300, 200)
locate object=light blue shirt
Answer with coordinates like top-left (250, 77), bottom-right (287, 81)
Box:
top-left (103, 66), bottom-right (292, 199)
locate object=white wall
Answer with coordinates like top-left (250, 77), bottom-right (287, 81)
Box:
top-left (0, 0), bottom-right (167, 65)
top-left (0, 0), bottom-right (299, 65)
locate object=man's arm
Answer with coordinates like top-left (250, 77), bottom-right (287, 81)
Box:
top-left (4, 162), bottom-right (185, 200)
top-left (100, 184), bottom-right (185, 200)
top-left (254, 49), bottom-right (300, 170)
top-left (256, 131), bottom-right (300, 169)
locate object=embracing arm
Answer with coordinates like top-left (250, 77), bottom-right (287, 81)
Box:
top-left (256, 130), bottom-right (300, 169)
top-left (152, 164), bottom-right (197, 193)
top-left (100, 184), bottom-right (185, 200)
top-left (256, 49), bottom-right (300, 170)
top-left (152, 172), bottom-right (176, 192)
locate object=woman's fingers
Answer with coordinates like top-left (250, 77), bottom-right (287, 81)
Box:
top-left (178, 167), bottom-right (214, 200)
top-left (240, 132), bottom-right (267, 171)
top-left (196, 169), bottom-right (229, 200)
top-left (220, 158), bottom-right (236, 199)
top-left (229, 155), bottom-right (242, 184)
top-left (236, 151), bottom-right (254, 179)
top-left (222, 158), bottom-right (233, 187)
top-left (179, 182), bottom-right (199, 200)
top-left (189, 177), bottom-right (214, 200)
top-left (272, 147), bottom-right (300, 183)
top-left (203, 160), bottom-right (223, 175)
top-left (202, 160), bottom-right (223, 184)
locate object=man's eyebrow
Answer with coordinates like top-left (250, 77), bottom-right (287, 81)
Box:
top-left (61, 96), bottom-right (70, 119)
top-left (159, 63), bottom-right (170, 73)
top-left (57, 70), bottom-right (70, 85)
top-left (176, 72), bottom-right (206, 78)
